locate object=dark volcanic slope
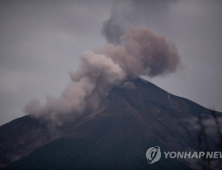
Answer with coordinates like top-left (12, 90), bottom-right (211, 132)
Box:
top-left (1, 78), bottom-right (221, 170)
top-left (0, 116), bottom-right (51, 169)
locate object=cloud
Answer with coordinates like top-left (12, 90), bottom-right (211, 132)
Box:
top-left (25, 27), bottom-right (180, 126)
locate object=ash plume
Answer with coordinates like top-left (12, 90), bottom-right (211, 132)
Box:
top-left (101, 0), bottom-right (135, 44)
top-left (25, 26), bottom-right (180, 126)
top-left (101, 0), bottom-right (176, 44)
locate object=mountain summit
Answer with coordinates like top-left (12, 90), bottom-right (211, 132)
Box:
top-left (0, 78), bottom-right (221, 170)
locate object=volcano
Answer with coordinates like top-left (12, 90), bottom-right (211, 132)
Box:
top-left (0, 78), bottom-right (221, 170)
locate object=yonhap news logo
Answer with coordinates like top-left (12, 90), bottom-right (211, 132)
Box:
top-left (146, 146), bottom-right (161, 164)
top-left (146, 146), bottom-right (222, 164)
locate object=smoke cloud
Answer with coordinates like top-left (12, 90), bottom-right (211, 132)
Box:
top-left (101, 0), bottom-right (135, 44)
top-left (24, 0), bottom-right (180, 126)
top-left (25, 26), bottom-right (180, 126)
top-left (101, 0), bottom-right (176, 44)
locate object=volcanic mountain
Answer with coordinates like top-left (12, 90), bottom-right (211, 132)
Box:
top-left (0, 78), bottom-right (221, 170)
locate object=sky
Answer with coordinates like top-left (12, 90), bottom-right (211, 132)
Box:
top-left (0, 0), bottom-right (222, 125)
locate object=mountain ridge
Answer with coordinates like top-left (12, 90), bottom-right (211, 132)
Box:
top-left (0, 78), bottom-right (221, 169)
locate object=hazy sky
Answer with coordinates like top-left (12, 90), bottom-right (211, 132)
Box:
top-left (0, 0), bottom-right (222, 125)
